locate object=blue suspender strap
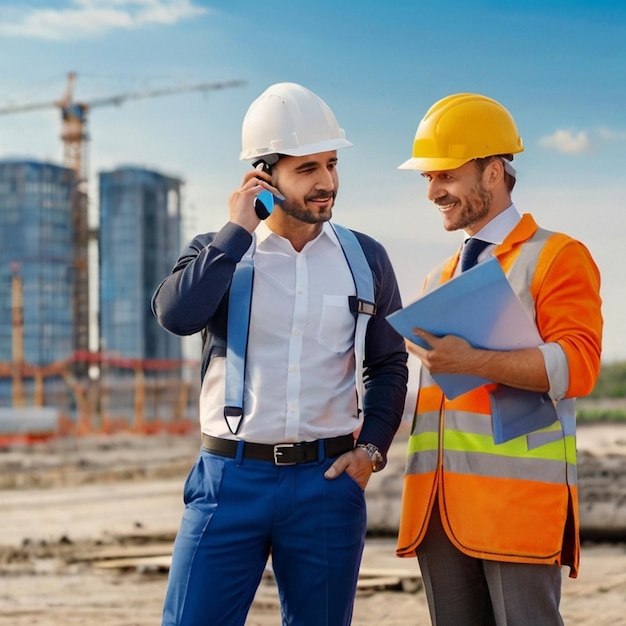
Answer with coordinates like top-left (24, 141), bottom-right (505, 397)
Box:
top-left (331, 224), bottom-right (376, 415)
top-left (224, 243), bottom-right (255, 434)
top-left (223, 226), bottom-right (374, 432)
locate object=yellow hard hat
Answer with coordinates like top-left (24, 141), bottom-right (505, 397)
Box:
top-left (398, 93), bottom-right (524, 172)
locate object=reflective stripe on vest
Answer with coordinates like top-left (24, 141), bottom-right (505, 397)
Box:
top-left (406, 228), bottom-right (578, 480)
top-left (407, 407), bottom-right (576, 484)
top-left (223, 224), bottom-right (375, 434)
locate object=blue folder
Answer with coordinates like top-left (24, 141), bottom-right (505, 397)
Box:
top-left (386, 257), bottom-right (558, 442)
top-left (489, 385), bottom-right (559, 444)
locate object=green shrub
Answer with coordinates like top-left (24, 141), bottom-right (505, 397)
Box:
top-left (589, 361), bottom-right (626, 398)
top-left (577, 407), bottom-right (626, 423)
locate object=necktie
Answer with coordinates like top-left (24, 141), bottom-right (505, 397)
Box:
top-left (461, 238), bottom-right (490, 272)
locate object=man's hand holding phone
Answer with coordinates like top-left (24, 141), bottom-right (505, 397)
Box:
top-left (228, 170), bottom-right (282, 232)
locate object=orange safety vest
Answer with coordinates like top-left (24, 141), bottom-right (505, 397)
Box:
top-left (397, 214), bottom-right (602, 578)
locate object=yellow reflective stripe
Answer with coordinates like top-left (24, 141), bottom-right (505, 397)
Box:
top-left (407, 431), bottom-right (439, 455)
top-left (407, 434), bottom-right (576, 484)
top-left (443, 430), bottom-right (566, 461)
top-left (408, 429), bottom-right (574, 462)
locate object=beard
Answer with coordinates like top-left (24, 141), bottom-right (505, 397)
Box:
top-left (438, 179), bottom-right (492, 231)
top-left (278, 191), bottom-right (336, 224)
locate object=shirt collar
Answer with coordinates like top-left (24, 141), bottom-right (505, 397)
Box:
top-left (254, 220), bottom-right (340, 252)
top-left (466, 204), bottom-right (521, 245)
top-left (254, 220), bottom-right (273, 246)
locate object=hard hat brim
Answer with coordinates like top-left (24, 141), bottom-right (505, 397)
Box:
top-left (241, 136), bottom-right (352, 161)
top-left (397, 155), bottom-right (472, 172)
top-left (274, 136), bottom-right (353, 158)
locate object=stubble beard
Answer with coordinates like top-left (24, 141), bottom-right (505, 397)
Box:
top-left (279, 193), bottom-right (336, 225)
top-left (446, 180), bottom-right (492, 232)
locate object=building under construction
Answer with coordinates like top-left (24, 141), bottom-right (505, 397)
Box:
top-left (99, 166), bottom-right (183, 362)
top-left (0, 160), bottom-right (76, 406)
top-left (0, 73), bottom-right (246, 438)
top-left (0, 159), bottom-right (199, 437)
top-left (96, 166), bottom-right (197, 433)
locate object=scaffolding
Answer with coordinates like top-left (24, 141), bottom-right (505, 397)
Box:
top-left (1, 264), bottom-right (199, 440)
top-left (0, 350), bottom-right (200, 438)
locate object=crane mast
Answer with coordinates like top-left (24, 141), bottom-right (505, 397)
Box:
top-left (58, 73), bottom-right (89, 179)
top-left (0, 72), bottom-right (246, 374)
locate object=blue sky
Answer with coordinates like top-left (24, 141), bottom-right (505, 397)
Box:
top-left (0, 0), bottom-right (624, 362)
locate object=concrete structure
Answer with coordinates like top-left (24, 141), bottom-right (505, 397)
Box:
top-left (98, 166), bottom-right (183, 361)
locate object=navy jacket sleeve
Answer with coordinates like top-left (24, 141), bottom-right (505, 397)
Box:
top-left (151, 222), bottom-right (252, 336)
top-left (352, 231), bottom-right (408, 460)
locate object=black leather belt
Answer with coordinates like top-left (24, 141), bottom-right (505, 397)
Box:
top-left (201, 433), bottom-right (355, 466)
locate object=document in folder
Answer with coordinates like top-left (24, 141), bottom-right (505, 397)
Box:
top-left (489, 385), bottom-right (559, 444)
top-left (386, 257), bottom-right (558, 441)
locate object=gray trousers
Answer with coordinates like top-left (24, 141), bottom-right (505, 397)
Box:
top-left (416, 504), bottom-right (564, 626)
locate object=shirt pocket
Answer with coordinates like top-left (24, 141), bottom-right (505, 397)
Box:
top-left (317, 294), bottom-right (355, 353)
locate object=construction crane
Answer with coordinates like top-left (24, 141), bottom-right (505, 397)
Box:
top-left (0, 72), bottom-right (246, 369)
top-left (0, 71), bottom-right (247, 179)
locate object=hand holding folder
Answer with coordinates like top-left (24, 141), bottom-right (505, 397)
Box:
top-left (386, 257), bottom-right (558, 442)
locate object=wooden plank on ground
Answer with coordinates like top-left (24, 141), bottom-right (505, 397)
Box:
top-left (358, 566), bottom-right (422, 592)
top-left (359, 566), bottom-right (420, 579)
top-left (73, 542), bottom-right (174, 562)
top-left (93, 555), bottom-right (172, 571)
top-left (91, 553), bottom-right (422, 593)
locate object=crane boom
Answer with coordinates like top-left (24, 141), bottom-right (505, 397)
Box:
top-left (84, 79), bottom-right (247, 110)
top-left (0, 99), bottom-right (59, 115)
top-left (0, 78), bottom-right (247, 115)
top-left (0, 72), bottom-right (246, 372)
top-left (0, 72), bottom-right (247, 178)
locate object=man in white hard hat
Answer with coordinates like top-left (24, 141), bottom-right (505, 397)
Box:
top-left (152, 82), bottom-right (408, 626)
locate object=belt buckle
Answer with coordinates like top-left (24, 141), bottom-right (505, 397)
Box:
top-left (273, 443), bottom-right (296, 466)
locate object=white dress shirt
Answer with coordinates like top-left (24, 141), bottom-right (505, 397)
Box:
top-left (199, 221), bottom-right (360, 443)
top-left (461, 204), bottom-right (568, 400)
top-left (456, 204), bottom-right (522, 276)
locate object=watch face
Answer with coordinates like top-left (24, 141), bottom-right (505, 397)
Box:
top-left (372, 454), bottom-right (384, 471)
top-left (360, 443), bottom-right (384, 472)
top-left (357, 443), bottom-right (385, 472)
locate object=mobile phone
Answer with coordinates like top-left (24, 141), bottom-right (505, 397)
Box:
top-left (254, 189), bottom-right (276, 220)
top-left (253, 161), bottom-right (282, 220)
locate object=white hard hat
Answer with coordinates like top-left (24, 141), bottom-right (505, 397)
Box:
top-left (240, 82), bottom-right (352, 161)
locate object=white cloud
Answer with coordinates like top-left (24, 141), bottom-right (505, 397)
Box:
top-left (538, 129), bottom-right (592, 154)
top-left (596, 126), bottom-right (626, 142)
top-left (539, 126), bottom-right (626, 155)
top-left (0, 0), bottom-right (208, 41)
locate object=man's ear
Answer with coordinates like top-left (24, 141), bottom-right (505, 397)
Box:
top-left (484, 158), bottom-right (505, 188)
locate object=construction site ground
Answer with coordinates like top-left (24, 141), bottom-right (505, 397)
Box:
top-left (2, 422), bottom-right (626, 625)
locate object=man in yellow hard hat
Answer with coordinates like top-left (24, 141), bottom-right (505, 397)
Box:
top-left (396, 93), bottom-right (603, 625)
top-left (152, 82), bottom-right (408, 626)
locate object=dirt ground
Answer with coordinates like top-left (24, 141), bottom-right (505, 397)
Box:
top-left (1, 423), bottom-right (626, 625)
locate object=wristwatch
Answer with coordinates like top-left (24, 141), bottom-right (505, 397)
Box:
top-left (356, 443), bottom-right (385, 472)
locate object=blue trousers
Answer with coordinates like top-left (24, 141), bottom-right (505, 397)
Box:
top-left (162, 447), bottom-right (367, 626)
